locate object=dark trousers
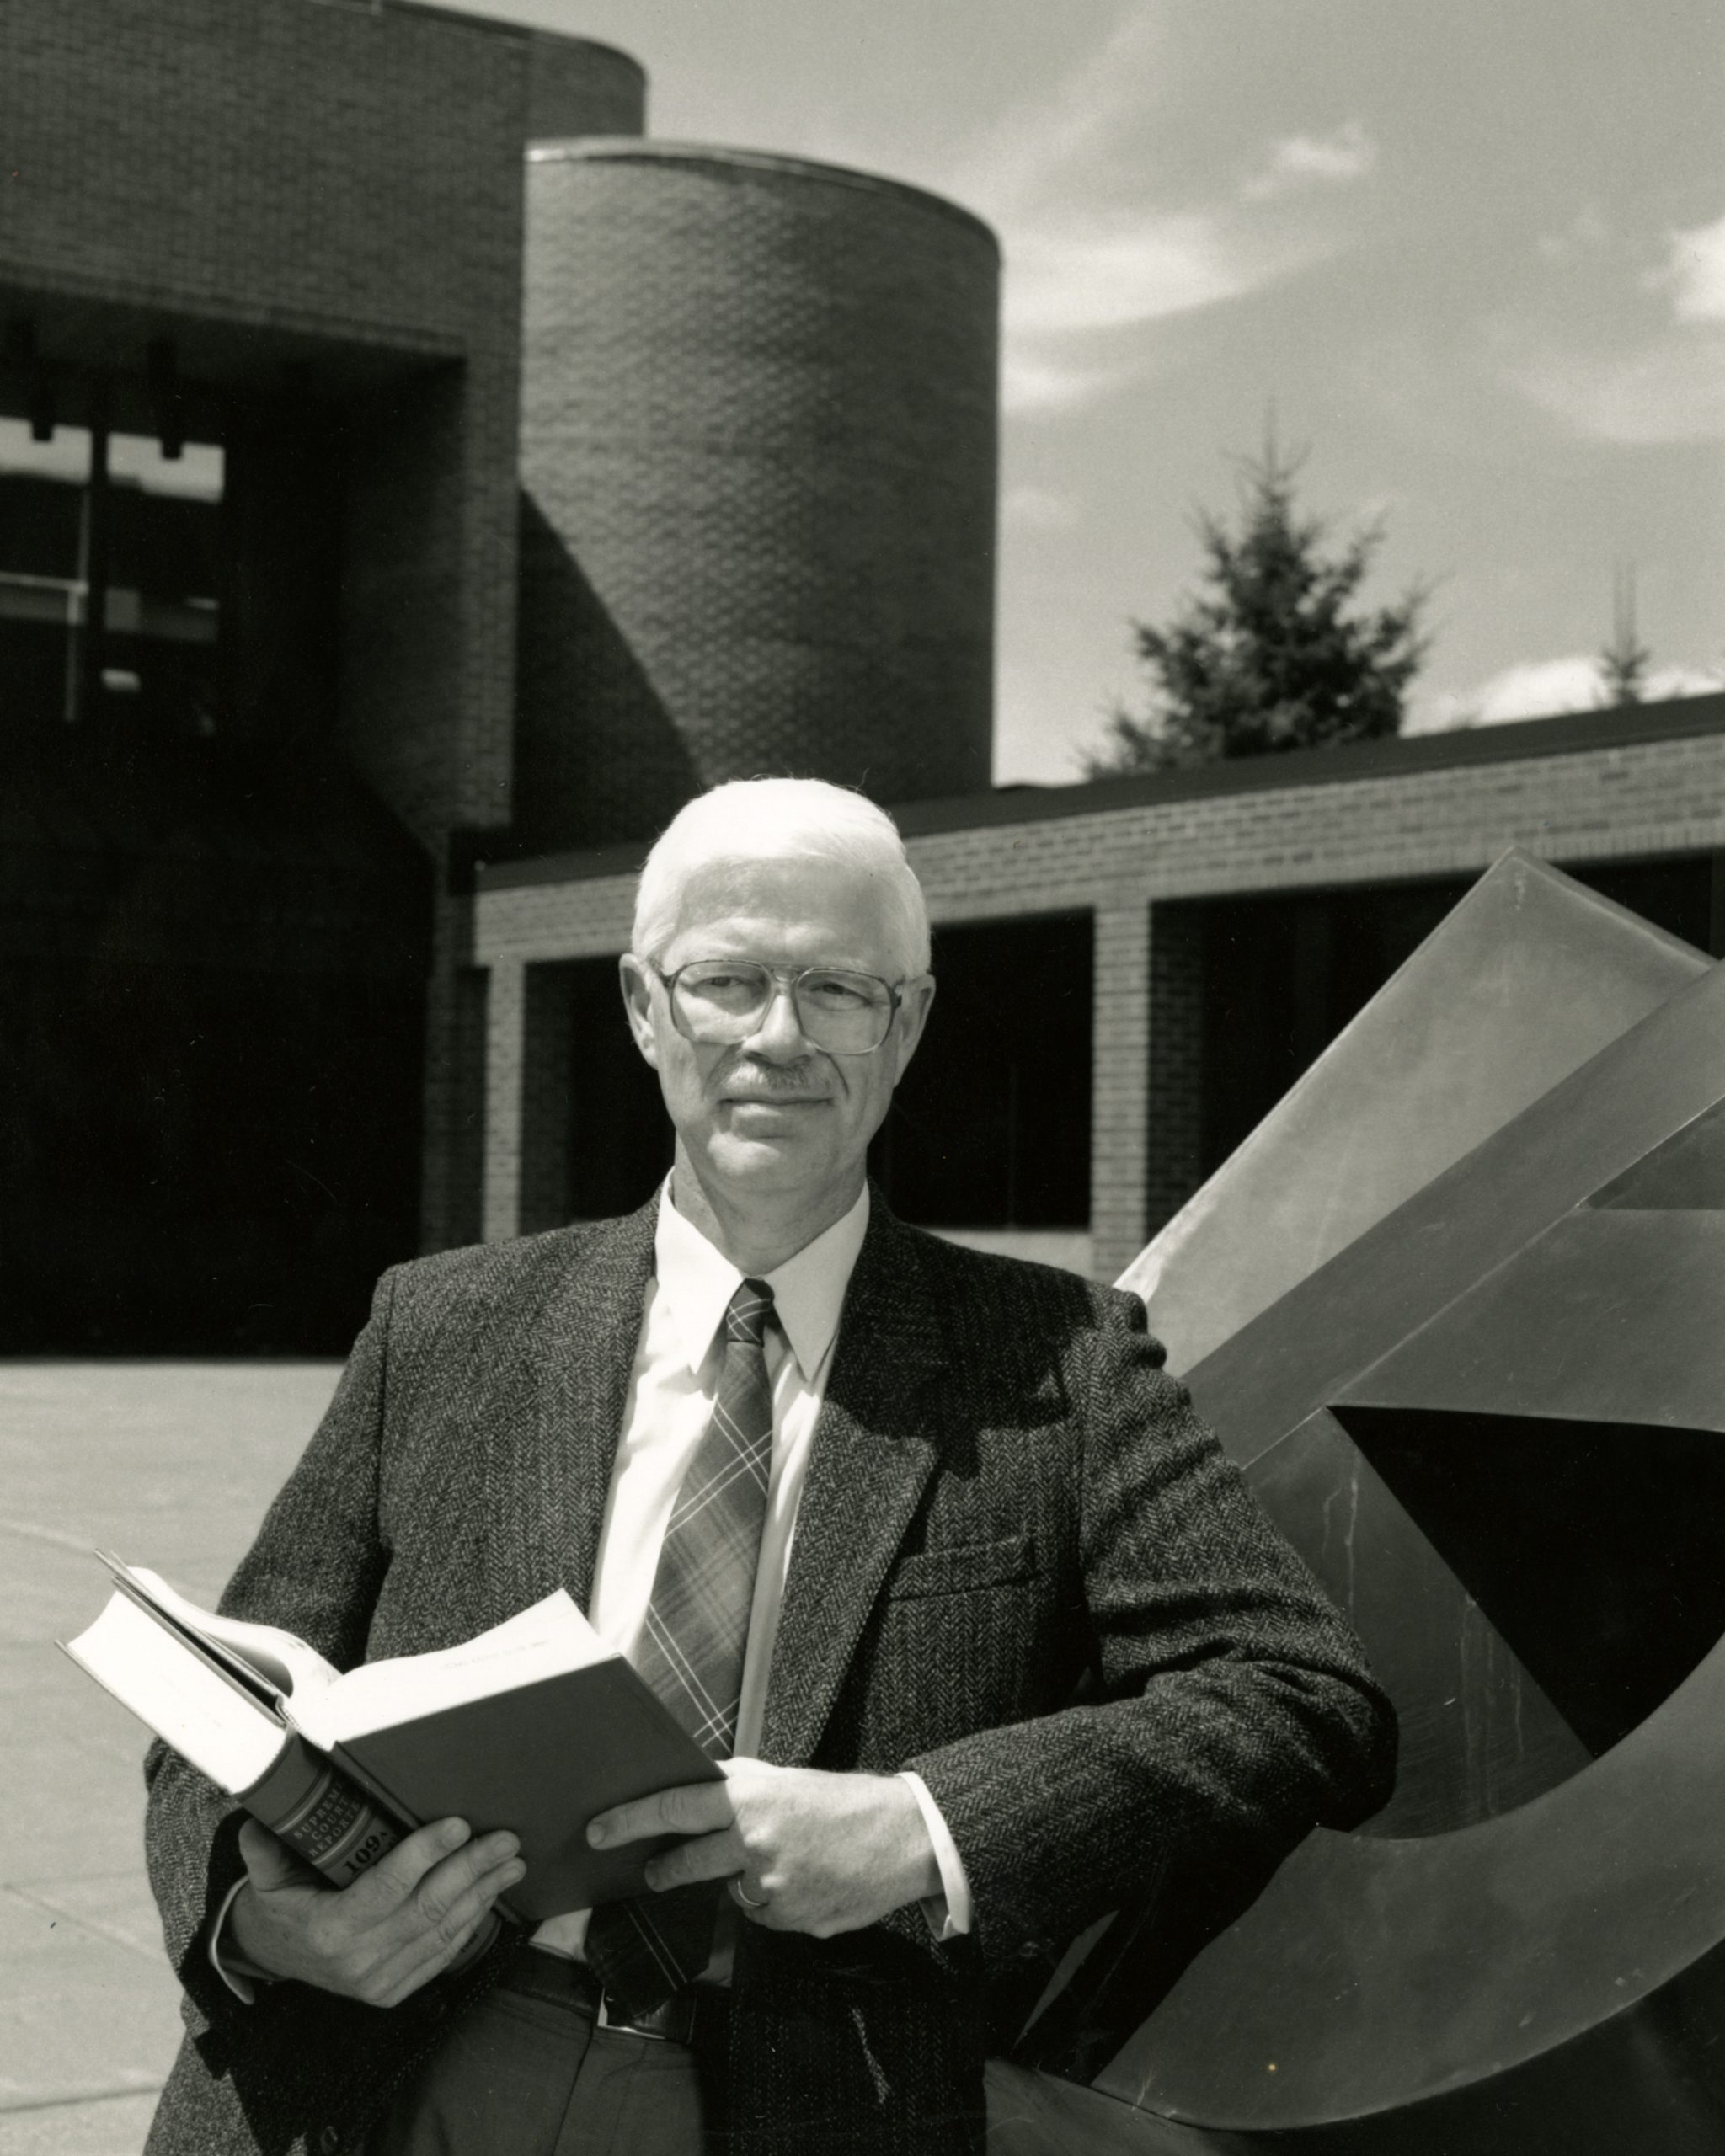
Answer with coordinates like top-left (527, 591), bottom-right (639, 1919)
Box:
top-left (369, 1956), bottom-right (718, 2156)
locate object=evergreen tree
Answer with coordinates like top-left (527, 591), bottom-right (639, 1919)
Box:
top-left (1084, 442), bottom-right (1429, 776)
top-left (1597, 562), bottom-right (1651, 707)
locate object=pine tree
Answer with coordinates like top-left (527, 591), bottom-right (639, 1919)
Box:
top-left (1084, 441), bottom-right (1429, 776)
top-left (1597, 562), bottom-right (1651, 707)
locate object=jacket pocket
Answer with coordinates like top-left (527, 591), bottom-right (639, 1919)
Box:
top-left (885, 1531), bottom-right (1036, 1600)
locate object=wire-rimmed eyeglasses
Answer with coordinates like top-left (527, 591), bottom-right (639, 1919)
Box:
top-left (653, 959), bottom-right (910, 1057)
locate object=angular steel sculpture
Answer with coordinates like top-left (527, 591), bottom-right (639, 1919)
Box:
top-left (990, 853), bottom-right (1725, 2153)
top-left (1121, 851), bottom-right (1711, 1373)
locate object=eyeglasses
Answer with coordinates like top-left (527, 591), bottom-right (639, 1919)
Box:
top-left (654, 959), bottom-right (910, 1057)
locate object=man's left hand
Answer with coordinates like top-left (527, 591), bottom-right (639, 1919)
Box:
top-left (586, 1760), bottom-right (940, 1937)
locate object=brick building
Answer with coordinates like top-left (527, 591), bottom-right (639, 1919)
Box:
top-left (5, 4), bottom-right (1719, 1352)
top-left (515, 141), bottom-right (996, 854)
top-left (0, 0), bottom-right (996, 1349)
top-left (473, 691), bottom-right (1725, 1288)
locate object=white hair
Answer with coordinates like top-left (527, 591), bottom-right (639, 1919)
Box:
top-left (631, 778), bottom-right (932, 978)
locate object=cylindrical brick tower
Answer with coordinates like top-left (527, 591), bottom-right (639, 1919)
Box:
top-left (522, 33), bottom-right (644, 143)
top-left (515, 141), bottom-right (999, 851)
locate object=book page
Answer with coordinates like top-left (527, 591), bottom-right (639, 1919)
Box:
top-left (63, 1593), bottom-right (287, 1793)
top-left (115, 1561), bottom-right (342, 1703)
top-left (294, 1590), bottom-right (616, 1749)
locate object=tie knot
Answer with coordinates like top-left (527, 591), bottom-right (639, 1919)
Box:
top-left (724, 1278), bottom-right (775, 1347)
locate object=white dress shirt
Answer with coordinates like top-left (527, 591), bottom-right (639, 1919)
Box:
top-left (213, 1180), bottom-right (969, 1999)
top-left (533, 1177), bottom-right (970, 1959)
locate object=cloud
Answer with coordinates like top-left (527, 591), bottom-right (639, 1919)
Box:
top-left (1004, 211), bottom-right (1258, 339)
top-left (1241, 120), bottom-right (1376, 203)
top-left (1001, 484), bottom-right (1081, 531)
top-left (1000, 353), bottom-right (1113, 419)
top-left (1410, 656), bottom-right (1599, 730)
top-left (948, 13), bottom-right (1254, 417)
top-left (1410, 655), bottom-right (1722, 733)
top-left (1654, 210), bottom-right (1725, 323)
top-left (1536, 204), bottom-right (1611, 264)
top-left (997, 357), bottom-right (1095, 417)
top-left (1647, 662), bottom-right (1725, 698)
top-left (998, 224), bottom-right (1272, 419)
top-left (948, 18), bottom-right (1358, 419)
top-left (1510, 334), bottom-right (1725, 443)
top-left (945, 10), bottom-right (1168, 225)
top-left (996, 205), bottom-right (1297, 415)
top-left (1508, 205), bottom-right (1725, 443)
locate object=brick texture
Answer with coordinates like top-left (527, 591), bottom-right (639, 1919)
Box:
top-left (0, 0), bottom-right (595, 839)
top-left (1089, 904), bottom-right (1153, 1281)
top-left (512, 143), bottom-right (998, 851)
top-left (417, 905), bottom-right (490, 1256)
top-left (1146, 902), bottom-right (1206, 1240)
top-left (481, 957), bottom-right (526, 1245)
top-left (470, 717), bottom-right (1725, 1267)
top-left (3, 0), bottom-right (648, 1277)
top-left (523, 31), bottom-right (644, 142)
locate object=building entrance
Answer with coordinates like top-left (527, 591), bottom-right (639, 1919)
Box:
top-left (0, 349), bottom-right (431, 1352)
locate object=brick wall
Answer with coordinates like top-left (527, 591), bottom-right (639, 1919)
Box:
top-left (1089, 905), bottom-right (1152, 1280)
top-left (1146, 903), bottom-right (1206, 1240)
top-left (523, 30), bottom-right (644, 141)
top-left (467, 705), bottom-right (1725, 1269)
top-left (513, 143), bottom-right (998, 851)
top-left (8, 1), bottom-right (512, 344)
top-left (418, 911), bottom-right (489, 1256)
top-left (3, 0), bottom-right (649, 1275)
top-left (2, 0), bottom-right (641, 846)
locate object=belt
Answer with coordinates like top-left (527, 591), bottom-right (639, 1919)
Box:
top-left (505, 1946), bottom-right (732, 2048)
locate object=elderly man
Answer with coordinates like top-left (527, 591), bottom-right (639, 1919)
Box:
top-left (143, 777), bottom-right (1395, 2156)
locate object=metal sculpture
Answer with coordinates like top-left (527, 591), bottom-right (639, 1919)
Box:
top-left (1124, 851), bottom-right (1710, 1374)
top-left (989, 852), bottom-right (1725, 2153)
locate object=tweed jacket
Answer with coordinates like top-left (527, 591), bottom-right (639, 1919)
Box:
top-left (142, 1194), bottom-right (1395, 2156)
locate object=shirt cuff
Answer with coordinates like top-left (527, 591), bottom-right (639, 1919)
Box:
top-left (897, 1770), bottom-right (973, 1940)
top-left (207, 1876), bottom-right (274, 2003)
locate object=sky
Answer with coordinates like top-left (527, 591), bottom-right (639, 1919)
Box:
top-left (439, 4), bottom-right (1718, 779)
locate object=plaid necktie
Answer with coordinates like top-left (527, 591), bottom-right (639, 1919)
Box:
top-left (585, 1277), bottom-right (777, 2013)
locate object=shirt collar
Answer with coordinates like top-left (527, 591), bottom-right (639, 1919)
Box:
top-left (654, 1178), bottom-right (870, 1384)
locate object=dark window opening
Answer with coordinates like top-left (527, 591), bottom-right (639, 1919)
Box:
top-left (0, 415), bottom-right (428, 1354)
top-left (872, 912), bottom-right (1092, 1230)
top-left (1194, 854), bottom-right (1719, 1183)
top-left (531, 956), bottom-right (671, 1229)
top-left (0, 423), bottom-right (223, 741)
top-left (0, 913), bottom-right (430, 1355)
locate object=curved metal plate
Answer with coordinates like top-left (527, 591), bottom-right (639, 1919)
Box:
top-left (999, 856), bottom-right (1725, 2153)
top-left (1121, 852), bottom-right (1707, 1375)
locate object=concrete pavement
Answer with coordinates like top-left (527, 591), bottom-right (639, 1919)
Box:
top-left (1, 1364), bottom-right (341, 2155)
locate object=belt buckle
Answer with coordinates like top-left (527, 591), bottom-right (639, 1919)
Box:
top-left (596, 1990), bottom-right (675, 2042)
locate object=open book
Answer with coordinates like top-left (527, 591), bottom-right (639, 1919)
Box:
top-left (62, 1556), bottom-right (719, 1918)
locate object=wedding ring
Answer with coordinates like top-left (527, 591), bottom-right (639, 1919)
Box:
top-left (730, 1876), bottom-right (769, 1911)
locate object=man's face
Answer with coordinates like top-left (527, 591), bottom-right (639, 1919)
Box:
top-left (621, 854), bottom-right (933, 1216)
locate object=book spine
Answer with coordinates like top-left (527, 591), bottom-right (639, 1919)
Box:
top-left (239, 1733), bottom-right (403, 1886)
top-left (324, 1739), bottom-right (427, 1838)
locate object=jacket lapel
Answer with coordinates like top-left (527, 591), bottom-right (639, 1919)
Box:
top-left (488, 1197), bottom-right (658, 1619)
top-left (761, 1203), bottom-right (949, 1766)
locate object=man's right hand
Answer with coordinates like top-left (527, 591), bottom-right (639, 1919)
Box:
top-left (228, 1816), bottom-right (524, 2008)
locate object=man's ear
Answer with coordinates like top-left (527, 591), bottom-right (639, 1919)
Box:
top-left (889, 974), bottom-right (937, 1083)
top-left (618, 953), bottom-right (661, 1070)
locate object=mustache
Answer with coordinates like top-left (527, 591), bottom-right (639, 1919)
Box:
top-left (718, 1060), bottom-right (828, 1100)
